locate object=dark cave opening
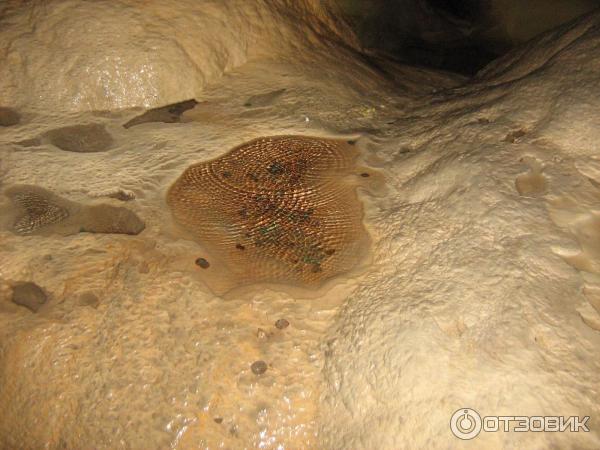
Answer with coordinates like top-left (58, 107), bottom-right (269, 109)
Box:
top-left (339, 0), bottom-right (600, 75)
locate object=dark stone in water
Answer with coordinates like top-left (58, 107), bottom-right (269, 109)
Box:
top-left (195, 257), bottom-right (210, 269)
top-left (267, 162), bottom-right (284, 176)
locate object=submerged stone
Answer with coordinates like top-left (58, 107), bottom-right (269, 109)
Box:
top-left (195, 257), bottom-right (210, 269)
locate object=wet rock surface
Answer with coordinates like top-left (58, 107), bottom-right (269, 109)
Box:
top-left (1, 3), bottom-right (600, 450)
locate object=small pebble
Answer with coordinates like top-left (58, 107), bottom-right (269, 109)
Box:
top-left (214, 417), bottom-right (223, 424)
top-left (251, 360), bottom-right (268, 375)
top-left (195, 257), bottom-right (210, 269)
top-left (236, 243), bottom-right (245, 250)
top-left (360, 172), bottom-right (370, 178)
top-left (275, 319), bottom-right (289, 329)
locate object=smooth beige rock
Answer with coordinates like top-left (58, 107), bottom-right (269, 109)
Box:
top-left (0, 0), bottom-right (356, 112)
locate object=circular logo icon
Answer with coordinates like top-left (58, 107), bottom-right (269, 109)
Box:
top-left (450, 408), bottom-right (482, 440)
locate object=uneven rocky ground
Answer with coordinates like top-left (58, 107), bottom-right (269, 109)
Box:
top-left (0, 1), bottom-right (599, 449)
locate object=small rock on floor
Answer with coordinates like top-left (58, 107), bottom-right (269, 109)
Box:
top-left (195, 257), bottom-right (210, 269)
top-left (275, 318), bottom-right (289, 329)
top-left (251, 360), bottom-right (268, 375)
